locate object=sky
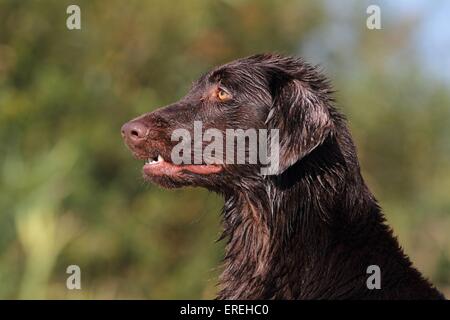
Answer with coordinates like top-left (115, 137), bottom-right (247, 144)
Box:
top-left (302, 0), bottom-right (450, 85)
top-left (389, 0), bottom-right (450, 83)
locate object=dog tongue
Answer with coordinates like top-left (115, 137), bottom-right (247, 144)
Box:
top-left (144, 161), bottom-right (222, 176)
top-left (182, 164), bottom-right (222, 175)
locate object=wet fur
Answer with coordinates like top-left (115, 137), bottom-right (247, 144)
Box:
top-left (122, 54), bottom-right (444, 299)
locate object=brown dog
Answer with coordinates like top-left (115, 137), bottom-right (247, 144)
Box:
top-left (122, 54), bottom-right (444, 299)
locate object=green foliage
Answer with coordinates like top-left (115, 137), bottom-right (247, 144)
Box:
top-left (0, 0), bottom-right (448, 298)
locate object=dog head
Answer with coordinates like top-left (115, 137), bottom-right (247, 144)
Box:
top-left (121, 54), bottom-right (336, 189)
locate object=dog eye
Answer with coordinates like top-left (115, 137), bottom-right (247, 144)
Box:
top-left (217, 88), bottom-right (231, 101)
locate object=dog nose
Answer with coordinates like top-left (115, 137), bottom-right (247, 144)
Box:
top-left (121, 121), bottom-right (149, 143)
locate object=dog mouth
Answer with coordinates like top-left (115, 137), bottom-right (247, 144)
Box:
top-left (145, 154), bottom-right (164, 166)
top-left (142, 153), bottom-right (222, 177)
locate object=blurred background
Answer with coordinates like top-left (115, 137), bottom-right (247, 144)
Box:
top-left (0, 0), bottom-right (449, 299)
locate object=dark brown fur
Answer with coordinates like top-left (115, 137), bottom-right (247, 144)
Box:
top-left (121, 54), bottom-right (444, 299)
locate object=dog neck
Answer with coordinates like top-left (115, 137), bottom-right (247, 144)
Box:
top-left (216, 136), bottom-right (442, 299)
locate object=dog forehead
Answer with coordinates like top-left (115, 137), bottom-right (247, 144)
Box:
top-left (208, 57), bottom-right (263, 79)
top-left (207, 65), bottom-right (268, 90)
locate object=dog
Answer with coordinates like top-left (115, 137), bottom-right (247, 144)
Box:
top-left (121, 53), bottom-right (444, 299)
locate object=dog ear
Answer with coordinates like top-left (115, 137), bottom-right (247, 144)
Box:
top-left (265, 73), bottom-right (334, 175)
